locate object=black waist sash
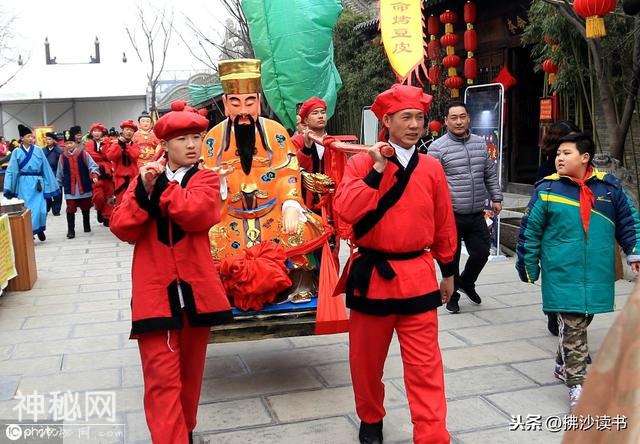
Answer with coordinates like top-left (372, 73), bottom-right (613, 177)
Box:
top-left (346, 247), bottom-right (425, 298)
top-left (353, 149), bottom-right (418, 239)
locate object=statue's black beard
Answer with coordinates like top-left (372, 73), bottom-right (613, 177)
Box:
top-left (233, 115), bottom-right (256, 175)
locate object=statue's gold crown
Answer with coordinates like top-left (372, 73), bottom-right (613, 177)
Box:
top-left (219, 59), bottom-right (261, 94)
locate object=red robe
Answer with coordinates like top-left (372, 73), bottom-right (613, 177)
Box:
top-left (105, 138), bottom-right (139, 204)
top-left (85, 138), bottom-right (115, 220)
top-left (110, 167), bottom-right (232, 336)
top-left (334, 151), bottom-right (457, 311)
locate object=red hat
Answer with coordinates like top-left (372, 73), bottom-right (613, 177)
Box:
top-left (120, 120), bottom-right (138, 131)
top-left (371, 84), bottom-right (433, 120)
top-left (298, 97), bottom-right (327, 120)
top-left (153, 101), bottom-right (209, 141)
top-left (90, 122), bottom-right (108, 134)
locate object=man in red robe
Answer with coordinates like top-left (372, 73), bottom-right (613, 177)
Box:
top-left (334, 84), bottom-right (457, 444)
top-left (106, 120), bottom-right (139, 205)
top-left (110, 102), bottom-right (232, 444)
top-left (85, 122), bottom-right (115, 226)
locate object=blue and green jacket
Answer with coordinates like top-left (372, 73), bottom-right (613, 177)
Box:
top-left (516, 169), bottom-right (640, 314)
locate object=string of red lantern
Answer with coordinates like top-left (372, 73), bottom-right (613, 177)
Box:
top-left (463, 1), bottom-right (477, 85)
top-left (542, 58), bottom-right (559, 85)
top-left (427, 14), bottom-right (441, 91)
top-left (428, 119), bottom-right (442, 137)
top-left (440, 10), bottom-right (463, 97)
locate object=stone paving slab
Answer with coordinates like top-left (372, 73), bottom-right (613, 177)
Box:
top-left (0, 209), bottom-right (636, 443)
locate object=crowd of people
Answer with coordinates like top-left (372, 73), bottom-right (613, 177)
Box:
top-left (1, 112), bottom-right (160, 240)
top-left (2, 57), bottom-right (640, 444)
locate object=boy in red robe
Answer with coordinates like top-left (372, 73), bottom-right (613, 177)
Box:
top-left (110, 102), bottom-right (233, 444)
top-left (334, 84), bottom-right (457, 444)
top-left (85, 122), bottom-right (115, 226)
top-left (106, 120), bottom-right (139, 205)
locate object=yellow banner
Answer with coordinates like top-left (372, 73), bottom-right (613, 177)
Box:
top-left (380, 0), bottom-right (424, 80)
top-left (0, 214), bottom-right (17, 295)
top-left (34, 126), bottom-right (54, 148)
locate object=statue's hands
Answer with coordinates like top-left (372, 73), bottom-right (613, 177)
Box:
top-left (212, 164), bottom-right (235, 177)
top-left (282, 206), bottom-right (299, 234)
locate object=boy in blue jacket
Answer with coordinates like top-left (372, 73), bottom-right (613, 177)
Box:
top-left (516, 132), bottom-right (640, 410)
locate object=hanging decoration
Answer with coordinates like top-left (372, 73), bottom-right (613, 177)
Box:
top-left (573, 0), bottom-right (617, 39)
top-left (428, 119), bottom-right (442, 137)
top-left (427, 14), bottom-right (441, 91)
top-left (542, 58), bottom-right (559, 85)
top-left (379, 0), bottom-right (427, 84)
top-left (463, 1), bottom-right (477, 85)
top-left (440, 10), bottom-right (462, 97)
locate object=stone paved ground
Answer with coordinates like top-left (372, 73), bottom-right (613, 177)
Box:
top-left (0, 209), bottom-right (635, 443)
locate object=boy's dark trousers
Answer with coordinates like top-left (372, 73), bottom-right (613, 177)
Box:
top-left (450, 212), bottom-right (491, 302)
top-left (46, 188), bottom-right (63, 215)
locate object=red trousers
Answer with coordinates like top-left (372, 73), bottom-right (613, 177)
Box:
top-left (65, 197), bottom-right (92, 214)
top-left (349, 309), bottom-right (449, 444)
top-left (92, 178), bottom-right (115, 220)
top-left (137, 312), bottom-right (210, 444)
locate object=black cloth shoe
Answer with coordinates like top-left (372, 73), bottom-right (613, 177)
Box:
top-left (97, 211), bottom-right (104, 224)
top-left (446, 294), bottom-right (460, 314)
top-left (66, 213), bottom-right (76, 239)
top-left (52, 212), bottom-right (60, 216)
top-left (102, 219), bottom-right (110, 228)
top-left (459, 283), bottom-right (482, 304)
top-left (359, 421), bottom-right (383, 444)
top-left (82, 210), bottom-right (91, 232)
top-left (546, 312), bottom-right (559, 336)
top-left (188, 431), bottom-right (193, 444)
top-left (36, 231), bottom-right (46, 242)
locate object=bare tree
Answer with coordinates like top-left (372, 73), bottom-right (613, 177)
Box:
top-left (125, 6), bottom-right (174, 113)
top-left (176, 0), bottom-right (254, 73)
top-left (0, 11), bottom-right (26, 90)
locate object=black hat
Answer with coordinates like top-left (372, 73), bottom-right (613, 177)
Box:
top-left (55, 132), bottom-right (64, 141)
top-left (64, 129), bottom-right (74, 142)
top-left (108, 127), bottom-right (119, 137)
top-left (45, 132), bottom-right (56, 139)
top-left (69, 126), bottom-right (82, 139)
top-left (138, 111), bottom-right (151, 122)
top-left (18, 124), bottom-right (32, 138)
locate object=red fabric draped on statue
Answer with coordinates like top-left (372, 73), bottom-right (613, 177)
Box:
top-left (219, 241), bottom-right (292, 311)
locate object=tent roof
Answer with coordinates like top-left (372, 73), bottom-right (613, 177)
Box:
top-left (0, 60), bottom-right (148, 103)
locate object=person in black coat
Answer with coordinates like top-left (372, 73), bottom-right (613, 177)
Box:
top-left (43, 132), bottom-right (64, 215)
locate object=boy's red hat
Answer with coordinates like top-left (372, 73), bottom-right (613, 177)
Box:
top-left (154, 101), bottom-right (209, 141)
top-left (298, 97), bottom-right (327, 120)
top-left (371, 84), bottom-right (432, 120)
top-left (120, 120), bottom-right (138, 131)
top-left (90, 122), bottom-right (108, 133)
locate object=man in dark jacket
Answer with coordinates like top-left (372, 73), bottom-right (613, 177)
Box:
top-left (43, 132), bottom-right (64, 215)
top-left (428, 101), bottom-right (503, 313)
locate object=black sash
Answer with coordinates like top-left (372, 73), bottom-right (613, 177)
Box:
top-left (346, 247), bottom-right (425, 298)
top-left (353, 149), bottom-right (419, 239)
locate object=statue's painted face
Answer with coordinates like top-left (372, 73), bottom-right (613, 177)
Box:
top-left (223, 93), bottom-right (261, 125)
top-left (139, 117), bottom-right (153, 131)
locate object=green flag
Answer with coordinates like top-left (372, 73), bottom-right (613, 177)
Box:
top-left (241, 0), bottom-right (343, 130)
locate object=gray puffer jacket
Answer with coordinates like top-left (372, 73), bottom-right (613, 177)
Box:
top-left (428, 132), bottom-right (502, 214)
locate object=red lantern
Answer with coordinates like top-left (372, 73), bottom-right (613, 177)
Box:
top-left (442, 54), bottom-right (461, 76)
top-left (573, 0), bottom-right (616, 38)
top-left (464, 57), bottom-right (478, 84)
top-left (444, 76), bottom-right (464, 97)
top-left (464, 29), bottom-right (477, 53)
top-left (428, 65), bottom-right (441, 90)
top-left (440, 33), bottom-right (459, 47)
top-left (464, 1), bottom-right (477, 24)
top-left (428, 120), bottom-right (442, 137)
top-left (542, 58), bottom-right (559, 84)
top-left (428, 40), bottom-right (440, 60)
top-left (428, 15), bottom-right (440, 36)
top-left (439, 10), bottom-right (458, 24)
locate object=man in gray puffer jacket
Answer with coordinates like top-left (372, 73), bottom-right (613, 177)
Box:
top-left (428, 101), bottom-right (503, 313)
